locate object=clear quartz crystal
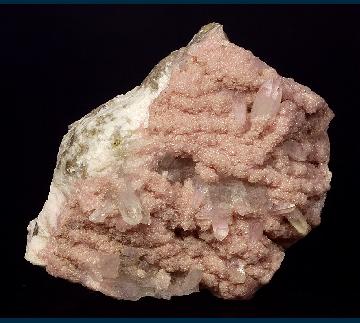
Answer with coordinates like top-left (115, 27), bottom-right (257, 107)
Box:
top-left (285, 209), bottom-right (310, 235)
top-left (251, 77), bottom-right (282, 119)
top-left (117, 188), bottom-right (143, 226)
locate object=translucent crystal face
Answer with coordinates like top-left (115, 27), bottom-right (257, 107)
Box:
top-left (25, 23), bottom-right (333, 301)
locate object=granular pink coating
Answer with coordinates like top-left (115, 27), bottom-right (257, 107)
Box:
top-left (27, 24), bottom-right (333, 300)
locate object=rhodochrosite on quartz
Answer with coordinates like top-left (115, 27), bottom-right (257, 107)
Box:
top-left (25, 23), bottom-right (334, 300)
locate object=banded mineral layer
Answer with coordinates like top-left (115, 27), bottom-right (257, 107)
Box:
top-left (25, 23), bottom-right (334, 300)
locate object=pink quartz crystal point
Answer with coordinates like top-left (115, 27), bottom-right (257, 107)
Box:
top-left (25, 23), bottom-right (334, 301)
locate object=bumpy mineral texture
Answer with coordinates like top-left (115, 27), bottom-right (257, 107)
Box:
top-left (25, 23), bottom-right (334, 300)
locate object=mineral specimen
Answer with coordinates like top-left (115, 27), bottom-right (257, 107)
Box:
top-left (25, 23), bottom-right (334, 300)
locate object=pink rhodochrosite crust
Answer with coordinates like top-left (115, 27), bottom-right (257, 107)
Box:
top-left (25, 23), bottom-right (334, 300)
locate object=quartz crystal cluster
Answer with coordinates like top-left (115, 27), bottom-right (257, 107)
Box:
top-left (25, 23), bottom-right (334, 300)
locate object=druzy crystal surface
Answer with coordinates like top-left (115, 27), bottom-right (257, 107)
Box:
top-left (25, 23), bottom-right (334, 300)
